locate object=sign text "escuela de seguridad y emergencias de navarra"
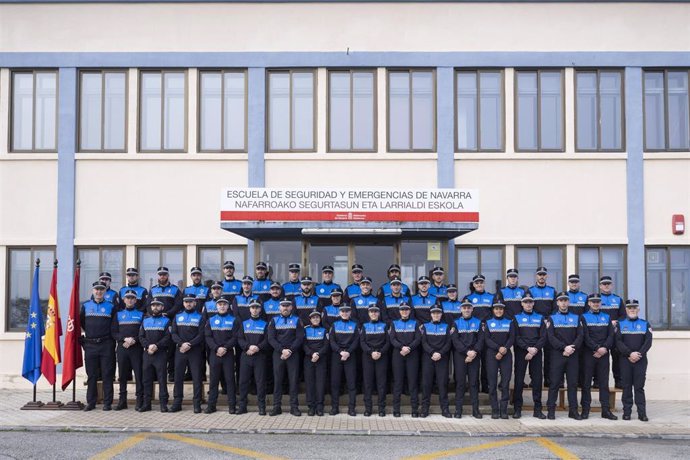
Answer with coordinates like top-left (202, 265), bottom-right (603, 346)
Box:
top-left (220, 188), bottom-right (479, 223)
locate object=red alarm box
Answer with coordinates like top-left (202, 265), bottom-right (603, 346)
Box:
top-left (673, 215), bottom-right (685, 235)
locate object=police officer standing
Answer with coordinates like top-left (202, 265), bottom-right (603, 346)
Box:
top-left (202, 281), bottom-right (224, 320)
top-left (599, 276), bottom-right (625, 388)
top-left (303, 310), bottom-right (329, 416)
top-left (410, 275), bottom-right (437, 325)
top-left (360, 305), bottom-right (389, 417)
top-left (512, 292), bottom-right (547, 419)
top-left (170, 293), bottom-right (206, 413)
top-left (451, 298), bottom-right (483, 418)
top-left (316, 265), bottom-right (342, 307)
top-left (138, 299), bottom-right (171, 412)
top-left (323, 288), bottom-right (346, 328)
top-left (263, 282), bottom-right (284, 323)
top-left (184, 266), bottom-right (210, 312)
top-left (351, 276), bottom-right (379, 325)
top-left (329, 303), bottom-right (359, 416)
top-left (616, 299), bottom-right (652, 421)
top-left (232, 276), bottom-right (260, 321)
top-left (529, 267), bottom-right (556, 388)
top-left (388, 302), bottom-right (420, 417)
top-left (282, 263), bottom-right (302, 300)
top-left (253, 261), bottom-right (274, 302)
top-left (113, 289), bottom-right (145, 411)
top-left (148, 266), bottom-right (183, 382)
top-left (420, 306), bottom-right (452, 418)
top-left (441, 284), bottom-right (462, 326)
top-left (99, 272), bottom-right (121, 308)
top-left (467, 274), bottom-right (494, 393)
top-left (377, 277), bottom-right (409, 323)
top-left (237, 300), bottom-right (269, 415)
top-left (80, 281), bottom-right (118, 411)
top-left (566, 274), bottom-right (588, 316)
top-left (294, 276), bottom-right (320, 324)
top-left (580, 293), bottom-right (618, 420)
top-left (343, 264), bottom-right (364, 305)
top-left (483, 300), bottom-right (515, 419)
top-left (428, 266), bottom-right (448, 302)
top-left (268, 298), bottom-right (304, 416)
top-left (204, 297), bottom-right (240, 414)
top-left (545, 292), bottom-right (584, 420)
top-left (221, 261), bottom-right (243, 303)
top-left (377, 264), bottom-right (411, 302)
top-left (119, 267), bottom-right (148, 312)
top-left (500, 269), bottom-right (525, 319)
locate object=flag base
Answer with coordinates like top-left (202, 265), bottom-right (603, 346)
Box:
top-left (20, 400), bottom-right (45, 410)
top-left (60, 400), bottom-right (84, 410)
top-left (42, 400), bottom-right (64, 410)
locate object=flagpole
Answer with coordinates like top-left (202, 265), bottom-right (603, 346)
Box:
top-left (21, 259), bottom-right (45, 410)
top-left (61, 259), bottom-right (84, 410)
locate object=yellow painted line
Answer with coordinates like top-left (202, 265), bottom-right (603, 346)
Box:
top-left (89, 432), bottom-right (150, 460)
top-left (535, 438), bottom-right (580, 460)
top-left (157, 433), bottom-right (287, 460)
top-left (401, 437), bottom-right (531, 459)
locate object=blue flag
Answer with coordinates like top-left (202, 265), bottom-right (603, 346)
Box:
top-left (22, 264), bottom-right (45, 385)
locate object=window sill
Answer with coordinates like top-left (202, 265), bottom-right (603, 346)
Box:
top-left (75, 153), bottom-right (248, 161)
top-left (265, 152), bottom-right (438, 160)
top-left (0, 153), bottom-right (58, 160)
top-left (643, 152), bottom-right (690, 160)
top-left (455, 152), bottom-right (627, 160)
top-left (651, 330), bottom-right (690, 339)
top-left (0, 332), bottom-right (25, 341)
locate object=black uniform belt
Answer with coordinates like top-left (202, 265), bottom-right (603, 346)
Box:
top-left (82, 336), bottom-right (113, 344)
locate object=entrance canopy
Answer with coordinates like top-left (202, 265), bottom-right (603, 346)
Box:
top-left (220, 188), bottom-right (479, 240)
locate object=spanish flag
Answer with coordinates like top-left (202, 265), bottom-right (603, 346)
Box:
top-left (41, 263), bottom-right (62, 385)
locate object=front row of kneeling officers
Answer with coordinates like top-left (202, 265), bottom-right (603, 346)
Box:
top-left (84, 280), bottom-right (652, 421)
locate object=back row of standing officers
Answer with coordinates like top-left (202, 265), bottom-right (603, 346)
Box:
top-left (79, 261), bottom-right (652, 421)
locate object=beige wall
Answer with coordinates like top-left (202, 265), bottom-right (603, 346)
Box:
top-left (644, 158), bottom-right (690, 245)
top-left (1, 3), bottom-right (688, 52)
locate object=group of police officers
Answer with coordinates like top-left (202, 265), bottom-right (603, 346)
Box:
top-left (79, 261), bottom-right (652, 421)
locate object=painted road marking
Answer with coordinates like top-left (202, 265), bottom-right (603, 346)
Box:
top-left (158, 433), bottom-right (287, 460)
top-left (402, 437), bottom-right (580, 460)
top-left (89, 432), bottom-right (149, 460)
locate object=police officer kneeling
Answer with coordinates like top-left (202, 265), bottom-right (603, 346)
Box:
top-left (171, 294), bottom-right (206, 413)
top-left (204, 297), bottom-right (240, 414)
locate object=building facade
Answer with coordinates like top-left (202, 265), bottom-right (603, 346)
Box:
top-left (0, 0), bottom-right (688, 399)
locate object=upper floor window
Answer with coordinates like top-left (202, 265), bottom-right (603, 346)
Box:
top-left (515, 69), bottom-right (564, 152)
top-left (267, 69), bottom-right (315, 152)
top-left (79, 70), bottom-right (127, 152)
top-left (139, 70), bottom-right (187, 152)
top-left (388, 69), bottom-right (436, 152)
top-left (646, 246), bottom-right (690, 329)
top-left (644, 70), bottom-right (689, 151)
top-left (575, 70), bottom-right (624, 151)
top-left (328, 69), bottom-right (376, 152)
top-left (198, 70), bottom-right (247, 152)
top-left (11, 71), bottom-right (57, 152)
top-left (456, 69), bottom-right (504, 151)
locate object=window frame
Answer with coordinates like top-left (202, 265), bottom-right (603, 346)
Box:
top-left (574, 68), bottom-right (626, 152)
top-left (642, 68), bottom-right (690, 152)
top-left (5, 246), bottom-right (56, 332)
top-left (196, 245), bottom-right (248, 282)
top-left (645, 246), bottom-right (690, 330)
top-left (575, 244), bottom-right (628, 297)
top-left (196, 68), bottom-right (248, 153)
top-left (514, 68), bottom-right (566, 153)
top-left (137, 69), bottom-right (189, 153)
top-left (74, 246), bottom-right (126, 300)
top-left (9, 69), bottom-right (59, 153)
top-left (77, 69), bottom-right (129, 153)
top-left (514, 245), bottom-right (567, 290)
top-left (326, 68), bottom-right (378, 153)
top-left (265, 68), bottom-right (318, 153)
top-left (455, 245), bottom-right (506, 293)
top-left (386, 68), bottom-right (437, 153)
top-left (454, 68), bottom-right (506, 153)
top-left (135, 245), bottom-right (187, 290)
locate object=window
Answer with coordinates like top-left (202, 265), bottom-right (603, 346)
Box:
top-left (267, 70), bottom-right (315, 152)
top-left (136, 247), bottom-right (185, 290)
top-left (515, 246), bottom-right (565, 291)
top-left (388, 69), bottom-right (436, 152)
top-left (139, 70), bottom-right (187, 152)
top-left (515, 69), bottom-right (564, 151)
top-left (77, 247), bottom-right (125, 303)
top-left (456, 246), bottom-right (504, 296)
top-left (456, 70), bottom-right (504, 151)
top-left (197, 246), bottom-right (247, 285)
top-left (575, 70), bottom-right (624, 151)
top-left (646, 247), bottom-right (690, 329)
top-left (576, 246), bottom-right (626, 296)
top-left (10, 71), bottom-right (58, 152)
top-left (259, 241), bottom-right (303, 283)
top-left (328, 70), bottom-right (376, 152)
top-left (79, 70), bottom-right (127, 152)
top-left (6, 247), bottom-right (55, 332)
top-left (198, 70), bottom-right (247, 152)
top-left (644, 70), bottom-right (690, 151)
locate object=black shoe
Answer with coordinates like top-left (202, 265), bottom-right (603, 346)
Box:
top-left (638, 415), bottom-right (649, 422)
top-left (228, 406), bottom-right (237, 414)
top-left (500, 407), bottom-right (509, 419)
top-left (204, 405), bottom-right (216, 414)
top-left (83, 404), bottom-right (96, 412)
top-left (102, 404), bottom-right (112, 411)
top-left (114, 400), bottom-right (127, 411)
top-left (348, 409), bottom-right (357, 417)
top-left (547, 409), bottom-right (555, 420)
top-left (602, 411), bottom-right (618, 420)
top-left (581, 410), bottom-right (589, 420)
top-left (378, 410), bottom-right (386, 417)
top-left (170, 405), bottom-right (182, 413)
top-left (534, 410), bottom-right (546, 419)
top-left (394, 411), bottom-right (401, 418)
top-left (237, 407), bottom-right (248, 415)
top-left (269, 407), bottom-right (282, 416)
top-left (442, 409), bottom-right (452, 418)
top-left (568, 411), bottom-right (582, 420)
top-left (472, 409), bottom-right (483, 419)
top-left (330, 407), bottom-right (339, 416)
top-left (454, 411), bottom-right (462, 419)
top-left (290, 408), bottom-right (302, 417)
top-left (139, 405), bottom-right (151, 412)
top-left (411, 411), bottom-right (419, 418)
top-left (615, 381), bottom-right (623, 389)
top-left (420, 411), bottom-right (429, 418)
top-left (308, 408), bottom-right (315, 417)
top-left (194, 405), bottom-right (202, 414)
top-left (160, 405), bottom-right (169, 413)
top-left (491, 411), bottom-right (500, 419)
top-left (513, 409), bottom-right (522, 419)
top-left (316, 409), bottom-right (324, 416)
top-left (364, 410), bottom-right (372, 417)
top-left (623, 414), bottom-right (631, 421)
top-left (259, 408), bottom-right (266, 416)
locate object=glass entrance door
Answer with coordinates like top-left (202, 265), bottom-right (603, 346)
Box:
top-left (354, 243), bottom-right (396, 289)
